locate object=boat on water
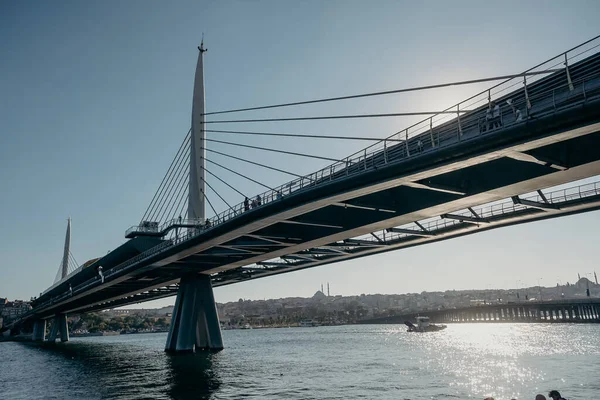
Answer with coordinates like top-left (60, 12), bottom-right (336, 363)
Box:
top-left (404, 316), bottom-right (446, 332)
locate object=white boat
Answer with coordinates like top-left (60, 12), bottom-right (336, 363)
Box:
top-left (405, 316), bottom-right (446, 332)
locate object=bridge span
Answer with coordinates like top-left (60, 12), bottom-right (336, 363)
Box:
top-left (359, 299), bottom-right (600, 325)
top-left (11, 36), bottom-right (600, 352)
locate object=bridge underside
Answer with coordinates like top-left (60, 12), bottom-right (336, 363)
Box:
top-left (31, 116), bottom-right (600, 317)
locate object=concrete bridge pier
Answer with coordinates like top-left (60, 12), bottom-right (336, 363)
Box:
top-left (32, 320), bottom-right (46, 341)
top-left (165, 273), bottom-right (223, 353)
top-left (48, 314), bottom-right (69, 342)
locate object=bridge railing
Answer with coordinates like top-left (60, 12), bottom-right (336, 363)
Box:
top-left (184, 36), bottom-right (600, 235)
top-left (360, 180), bottom-right (600, 244)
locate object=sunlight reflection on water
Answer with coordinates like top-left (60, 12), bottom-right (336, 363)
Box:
top-left (1, 324), bottom-right (598, 399)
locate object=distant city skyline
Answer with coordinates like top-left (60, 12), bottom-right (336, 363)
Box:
top-left (1, 1), bottom-right (600, 306)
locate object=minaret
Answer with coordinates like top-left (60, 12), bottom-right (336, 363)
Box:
top-left (595, 271), bottom-right (598, 285)
top-left (60, 218), bottom-right (71, 279)
top-left (188, 40), bottom-right (207, 221)
top-left (327, 282), bottom-right (330, 297)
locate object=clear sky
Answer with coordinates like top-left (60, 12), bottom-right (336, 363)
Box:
top-left (1, 1), bottom-right (599, 306)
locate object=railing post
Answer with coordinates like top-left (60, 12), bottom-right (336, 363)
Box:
top-left (457, 104), bottom-right (463, 138)
top-left (383, 139), bottom-right (388, 164)
top-left (429, 117), bottom-right (435, 148)
top-left (363, 149), bottom-right (367, 170)
top-left (405, 129), bottom-right (410, 157)
top-left (346, 159), bottom-right (349, 175)
top-left (564, 53), bottom-right (574, 91)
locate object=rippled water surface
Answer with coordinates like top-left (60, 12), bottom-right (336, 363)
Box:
top-left (1, 324), bottom-right (599, 399)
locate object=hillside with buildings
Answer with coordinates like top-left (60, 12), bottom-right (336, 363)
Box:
top-left (2, 276), bottom-right (598, 331)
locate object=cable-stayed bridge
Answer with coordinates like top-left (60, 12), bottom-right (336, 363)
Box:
top-left (9, 36), bottom-right (600, 352)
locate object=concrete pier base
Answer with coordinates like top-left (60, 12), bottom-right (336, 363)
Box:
top-left (48, 313), bottom-right (69, 342)
top-left (165, 274), bottom-right (223, 353)
top-left (32, 320), bottom-right (46, 341)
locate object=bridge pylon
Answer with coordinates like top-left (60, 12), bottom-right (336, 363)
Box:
top-left (32, 320), bottom-right (46, 341)
top-left (47, 313), bottom-right (69, 342)
top-left (164, 41), bottom-right (223, 353)
top-left (165, 273), bottom-right (223, 353)
top-left (188, 39), bottom-right (207, 222)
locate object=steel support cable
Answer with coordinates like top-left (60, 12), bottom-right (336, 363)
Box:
top-left (145, 134), bottom-right (191, 221)
top-left (176, 195), bottom-right (188, 221)
top-left (202, 191), bottom-right (219, 219)
top-left (205, 111), bottom-right (471, 124)
top-left (164, 171), bottom-right (190, 223)
top-left (166, 152), bottom-right (192, 222)
top-left (148, 138), bottom-right (191, 222)
top-left (203, 70), bottom-right (563, 116)
top-left (69, 251), bottom-right (79, 268)
top-left (158, 156), bottom-right (190, 223)
top-left (206, 158), bottom-right (275, 191)
top-left (204, 177), bottom-right (234, 211)
top-left (141, 129), bottom-right (191, 222)
top-left (53, 261), bottom-right (62, 283)
top-left (67, 255), bottom-right (77, 274)
top-left (171, 177), bottom-right (190, 221)
top-left (206, 129), bottom-right (404, 142)
top-left (318, 35), bottom-right (600, 164)
top-left (205, 137), bottom-right (343, 162)
top-left (165, 174), bottom-right (189, 223)
top-left (156, 156), bottom-right (191, 223)
top-left (202, 167), bottom-right (248, 198)
top-left (147, 136), bottom-right (191, 222)
top-left (146, 133), bottom-right (191, 222)
top-left (205, 148), bottom-right (311, 180)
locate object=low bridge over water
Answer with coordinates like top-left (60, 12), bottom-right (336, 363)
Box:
top-left (359, 299), bottom-right (600, 324)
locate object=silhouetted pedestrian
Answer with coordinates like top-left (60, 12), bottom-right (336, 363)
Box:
top-left (244, 197), bottom-right (250, 211)
top-left (256, 195), bottom-right (262, 206)
top-left (487, 101), bottom-right (502, 129)
top-left (548, 390), bottom-right (566, 400)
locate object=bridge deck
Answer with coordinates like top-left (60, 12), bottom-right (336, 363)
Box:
top-left (19, 44), bottom-right (600, 322)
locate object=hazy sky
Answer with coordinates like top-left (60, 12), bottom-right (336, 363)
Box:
top-left (1, 1), bottom-right (599, 306)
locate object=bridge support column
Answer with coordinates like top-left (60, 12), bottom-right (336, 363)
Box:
top-left (32, 320), bottom-right (46, 341)
top-left (165, 274), bottom-right (223, 353)
top-left (48, 314), bottom-right (69, 342)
